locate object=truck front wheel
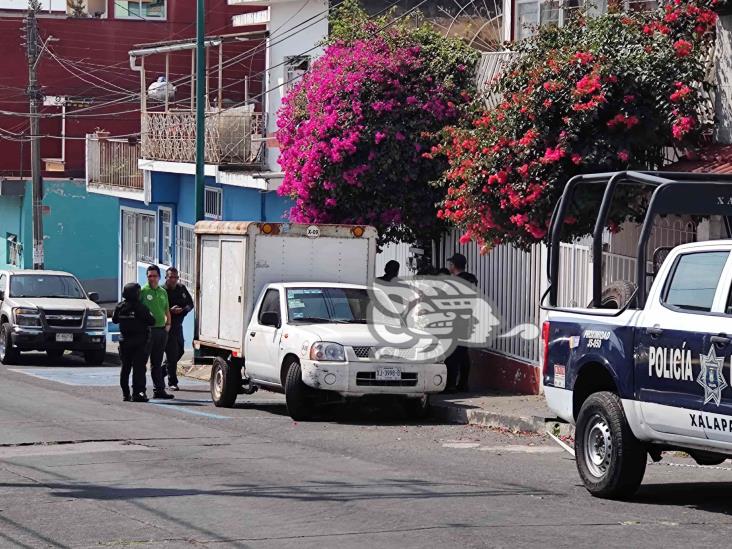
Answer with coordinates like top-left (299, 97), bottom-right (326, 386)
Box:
top-left (0, 323), bottom-right (19, 365)
top-left (284, 359), bottom-right (316, 421)
top-left (211, 357), bottom-right (240, 408)
top-left (575, 391), bottom-right (646, 499)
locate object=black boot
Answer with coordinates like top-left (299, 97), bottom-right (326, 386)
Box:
top-left (132, 392), bottom-right (149, 403)
top-left (153, 390), bottom-right (174, 400)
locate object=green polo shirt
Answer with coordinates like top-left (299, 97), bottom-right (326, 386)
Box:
top-left (141, 284), bottom-right (169, 328)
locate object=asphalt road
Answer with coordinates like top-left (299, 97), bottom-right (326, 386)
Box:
top-left (2, 354), bottom-right (732, 548)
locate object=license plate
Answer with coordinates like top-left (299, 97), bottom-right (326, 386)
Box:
top-left (55, 333), bottom-right (73, 342)
top-left (376, 367), bottom-right (401, 381)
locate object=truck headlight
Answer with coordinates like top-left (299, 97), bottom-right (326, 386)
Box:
top-left (310, 342), bottom-right (345, 362)
top-left (86, 309), bottom-right (107, 329)
top-left (13, 307), bottom-right (40, 327)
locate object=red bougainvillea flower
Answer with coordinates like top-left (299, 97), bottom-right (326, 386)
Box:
top-left (674, 39), bottom-right (693, 57)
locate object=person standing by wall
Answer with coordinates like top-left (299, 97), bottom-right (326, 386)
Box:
top-left (113, 282), bottom-right (155, 402)
top-left (444, 253), bottom-right (479, 393)
top-left (141, 265), bottom-right (174, 400)
top-left (377, 260), bottom-right (400, 282)
top-left (163, 267), bottom-right (194, 391)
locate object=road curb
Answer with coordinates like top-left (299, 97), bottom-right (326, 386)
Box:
top-left (430, 401), bottom-right (574, 437)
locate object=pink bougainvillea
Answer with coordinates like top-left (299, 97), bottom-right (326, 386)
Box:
top-left (276, 6), bottom-right (478, 245)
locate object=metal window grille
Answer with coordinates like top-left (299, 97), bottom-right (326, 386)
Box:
top-left (6, 234), bottom-right (20, 267)
top-left (176, 224), bottom-right (195, 292)
top-left (161, 209), bottom-right (172, 266)
top-left (136, 213), bottom-right (156, 263)
top-left (285, 56), bottom-right (310, 93)
top-left (204, 187), bottom-right (223, 220)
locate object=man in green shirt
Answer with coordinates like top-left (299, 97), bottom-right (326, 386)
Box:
top-left (141, 264), bottom-right (174, 399)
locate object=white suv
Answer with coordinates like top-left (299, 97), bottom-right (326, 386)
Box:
top-left (0, 270), bottom-right (107, 365)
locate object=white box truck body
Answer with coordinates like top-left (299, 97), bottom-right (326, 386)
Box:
top-left (193, 221), bottom-right (447, 420)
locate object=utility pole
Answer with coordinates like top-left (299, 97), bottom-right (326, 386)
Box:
top-left (26, 1), bottom-right (44, 269)
top-left (194, 0), bottom-right (205, 222)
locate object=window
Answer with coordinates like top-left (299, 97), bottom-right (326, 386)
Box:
top-left (136, 213), bottom-right (156, 263)
top-left (114, 0), bottom-right (166, 19)
top-left (204, 187), bottom-right (223, 220)
top-left (9, 275), bottom-right (85, 299)
top-left (286, 287), bottom-right (369, 323)
top-left (258, 290), bottom-right (281, 323)
top-left (284, 56), bottom-right (310, 94)
top-left (6, 233), bottom-right (20, 267)
top-left (160, 209), bottom-right (172, 266)
top-left (515, 0), bottom-right (658, 39)
top-left (175, 224), bottom-right (195, 291)
top-left (664, 252), bottom-right (729, 312)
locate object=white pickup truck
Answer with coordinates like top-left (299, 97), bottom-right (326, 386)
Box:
top-left (193, 222), bottom-right (447, 420)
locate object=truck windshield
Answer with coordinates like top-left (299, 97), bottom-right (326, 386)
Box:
top-left (286, 288), bottom-right (369, 324)
top-left (10, 275), bottom-right (86, 299)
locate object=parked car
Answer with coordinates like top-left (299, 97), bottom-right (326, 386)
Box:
top-left (194, 222), bottom-right (447, 420)
top-left (0, 270), bottom-right (107, 365)
top-left (543, 171), bottom-right (732, 499)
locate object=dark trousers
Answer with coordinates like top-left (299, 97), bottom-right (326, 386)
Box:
top-left (147, 327), bottom-right (169, 393)
top-left (445, 345), bottom-right (471, 391)
top-left (120, 338), bottom-right (148, 396)
top-left (163, 324), bottom-right (184, 386)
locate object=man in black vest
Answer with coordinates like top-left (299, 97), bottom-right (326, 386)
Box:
top-left (445, 253), bottom-right (478, 392)
top-left (163, 267), bottom-right (194, 391)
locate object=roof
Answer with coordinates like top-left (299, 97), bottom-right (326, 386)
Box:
top-left (663, 144), bottom-right (732, 174)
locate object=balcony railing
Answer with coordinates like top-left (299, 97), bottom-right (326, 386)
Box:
top-left (86, 135), bottom-right (143, 192)
top-left (476, 51), bottom-right (519, 109)
top-left (141, 108), bottom-right (265, 167)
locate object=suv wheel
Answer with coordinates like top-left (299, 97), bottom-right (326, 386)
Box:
top-left (575, 391), bottom-right (647, 499)
top-left (0, 323), bottom-right (19, 365)
top-left (210, 356), bottom-right (240, 408)
top-left (84, 349), bottom-right (106, 366)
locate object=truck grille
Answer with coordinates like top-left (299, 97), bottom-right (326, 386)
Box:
top-left (356, 372), bottom-right (418, 387)
top-left (42, 309), bottom-right (84, 329)
top-left (352, 346), bottom-right (372, 358)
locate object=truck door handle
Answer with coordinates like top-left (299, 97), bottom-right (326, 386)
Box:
top-left (250, 332), bottom-right (256, 337)
top-left (711, 334), bottom-right (731, 346)
top-left (646, 326), bottom-right (663, 337)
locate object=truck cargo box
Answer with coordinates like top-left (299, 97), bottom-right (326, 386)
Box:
top-left (194, 221), bottom-right (377, 352)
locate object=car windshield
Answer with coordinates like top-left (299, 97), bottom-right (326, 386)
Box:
top-left (286, 287), bottom-right (370, 324)
top-left (10, 275), bottom-right (86, 299)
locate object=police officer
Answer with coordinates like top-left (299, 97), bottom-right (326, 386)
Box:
top-left (112, 283), bottom-right (155, 402)
top-left (444, 253), bottom-right (478, 393)
top-left (163, 267), bottom-right (193, 391)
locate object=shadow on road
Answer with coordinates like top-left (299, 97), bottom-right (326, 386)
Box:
top-left (633, 482), bottom-right (732, 513)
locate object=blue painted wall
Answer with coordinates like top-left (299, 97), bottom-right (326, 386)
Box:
top-left (0, 181), bottom-right (119, 302)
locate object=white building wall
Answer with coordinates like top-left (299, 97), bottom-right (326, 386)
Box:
top-left (0, 0), bottom-right (63, 10)
top-left (266, 0), bottom-right (329, 173)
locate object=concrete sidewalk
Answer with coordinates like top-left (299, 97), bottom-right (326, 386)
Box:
top-left (174, 359), bottom-right (569, 435)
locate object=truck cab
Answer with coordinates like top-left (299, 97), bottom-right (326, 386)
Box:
top-left (543, 171), bottom-right (732, 498)
top-left (193, 222), bottom-right (447, 420)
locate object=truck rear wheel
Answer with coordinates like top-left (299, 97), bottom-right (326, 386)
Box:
top-left (0, 323), bottom-right (19, 365)
top-left (210, 357), bottom-right (240, 408)
top-left (575, 391), bottom-right (646, 499)
top-left (284, 359), bottom-right (316, 421)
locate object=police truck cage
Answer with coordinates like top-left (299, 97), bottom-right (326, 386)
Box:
top-left (545, 171), bottom-right (732, 313)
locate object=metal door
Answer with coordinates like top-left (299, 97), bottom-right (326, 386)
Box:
top-left (199, 237), bottom-right (221, 340)
top-left (218, 239), bottom-right (245, 343)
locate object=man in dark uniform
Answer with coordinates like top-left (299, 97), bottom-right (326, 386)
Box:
top-left (444, 253), bottom-right (478, 392)
top-left (113, 283), bottom-right (155, 402)
top-left (377, 260), bottom-right (400, 282)
top-left (163, 267), bottom-right (194, 391)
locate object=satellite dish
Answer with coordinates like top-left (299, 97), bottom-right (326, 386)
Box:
top-left (148, 76), bottom-right (176, 102)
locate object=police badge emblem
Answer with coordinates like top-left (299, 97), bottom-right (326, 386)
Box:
top-left (697, 345), bottom-right (728, 406)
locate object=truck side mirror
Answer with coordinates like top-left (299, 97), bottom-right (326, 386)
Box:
top-left (88, 292), bottom-right (99, 303)
top-left (260, 311), bottom-right (280, 328)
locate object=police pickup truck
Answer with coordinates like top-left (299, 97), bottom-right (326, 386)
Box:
top-left (543, 171), bottom-right (732, 499)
